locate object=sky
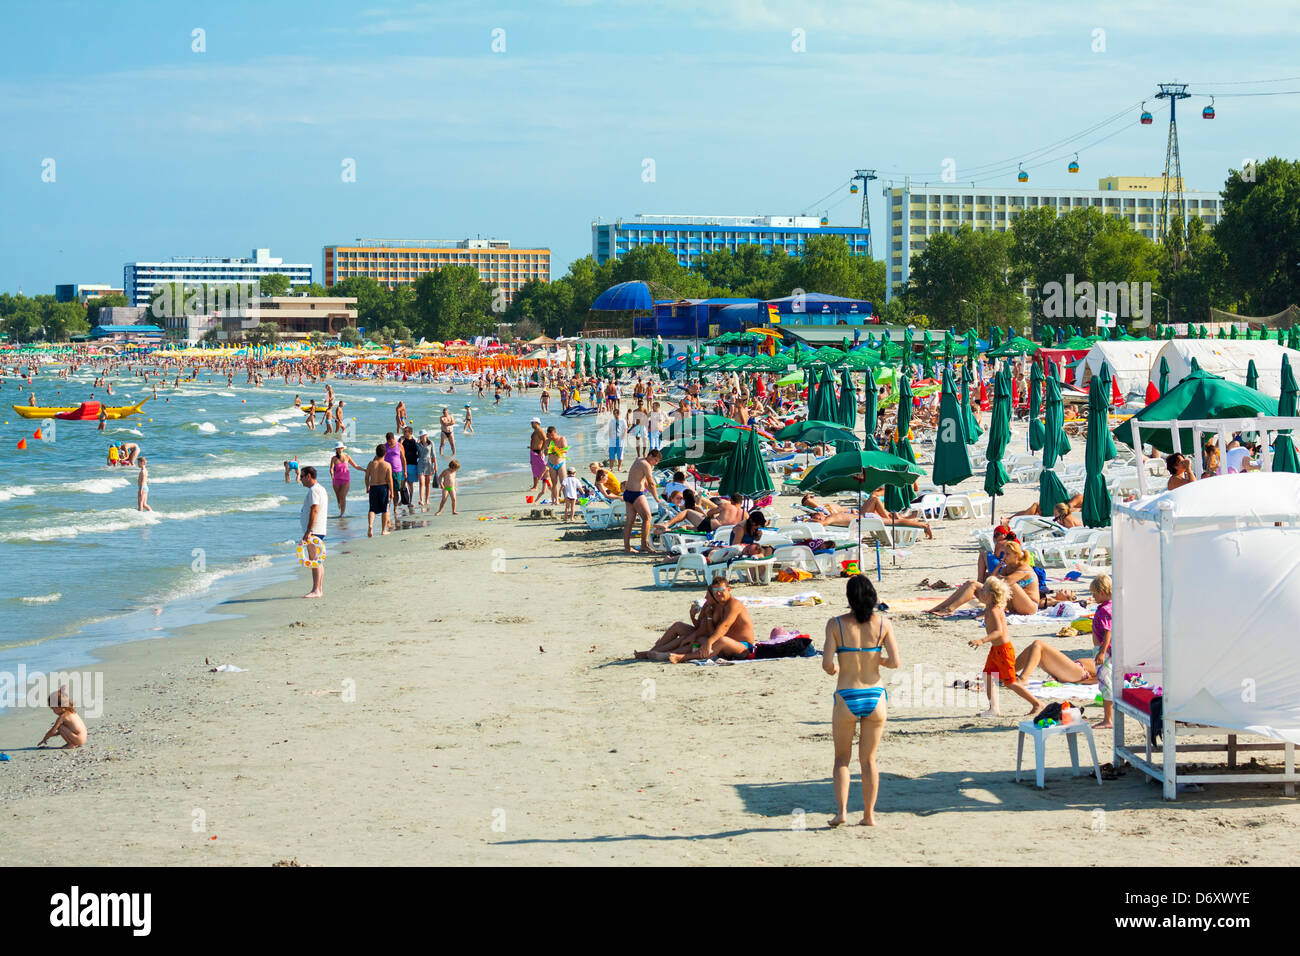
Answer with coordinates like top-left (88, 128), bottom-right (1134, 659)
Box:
top-left (2, 0), bottom-right (1299, 294)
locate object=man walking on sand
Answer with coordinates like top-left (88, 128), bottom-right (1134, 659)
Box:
top-left (299, 466), bottom-right (328, 598)
top-left (365, 443), bottom-right (395, 537)
top-left (622, 448), bottom-right (662, 554)
top-left (528, 417), bottom-right (547, 494)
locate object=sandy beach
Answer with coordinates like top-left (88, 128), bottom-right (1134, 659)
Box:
top-left (4, 428), bottom-right (1299, 867)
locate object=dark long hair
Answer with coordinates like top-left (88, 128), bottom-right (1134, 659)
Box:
top-left (847, 574), bottom-right (877, 624)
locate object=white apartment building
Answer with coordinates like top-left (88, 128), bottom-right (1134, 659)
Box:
top-left (884, 176), bottom-right (1223, 300)
top-left (124, 248), bottom-right (312, 307)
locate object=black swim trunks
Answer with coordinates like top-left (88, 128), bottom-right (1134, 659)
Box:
top-left (368, 486), bottom-right (390, 514)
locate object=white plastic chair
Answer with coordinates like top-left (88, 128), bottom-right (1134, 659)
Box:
top-left (943, 494), bottom-right (975, 519)
top-left (916, 492), bottom-right (948, 519)
top-left (725, 557), bottom-right (776, 586)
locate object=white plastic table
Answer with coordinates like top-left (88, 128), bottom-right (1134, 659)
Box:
top-left (1016, 719), bottom-right (1103, 789)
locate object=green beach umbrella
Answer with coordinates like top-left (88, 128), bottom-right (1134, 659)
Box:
top-left (663, 413), bottom-right (734, 444)
top-left (838, 367), bottom-right (857, 430)
top-left (775, 419), bottom-right (859, 446)
top-left (984, 364), bottom-right (1012, 520)
top-left (895, 373), bottom-right (917, 467)
top-left (960, 362), bottom-right (983, 443)
top-left (1113, 367), bottom-right (1278, 454)
top-left (1247, 359), bottom-right (1259, 391)
top-left (1082, 374), bottom-right (1117, 526)
top-left (1157, 356), bottom-right (1170, 397)
top-left (884, 436), bottom-right (916, 512)
top-left (1273, 356), bottom-right (1300, 474)
top-left (932, 365), bottom-right (972, 488)
top-left (859, 367), bottom-right (880, 451)
top-left (799, 447), bottom-right (923, 566)
top-left (718, 426), bottom-right (775, 501)
top-left (809, 366), bottom-right (838, 423)
top-left (1029, 361), bottom-right (1045, 451)
top-left (1038, 374), bottom-right (1072, 514)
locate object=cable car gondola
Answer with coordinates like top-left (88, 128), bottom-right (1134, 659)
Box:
top-left (1068, 153), bottom-right (1079, 174)
top-left (849, 183), bottom-right (859, 194)
top-left (1017, 163), bottom-right (1028, 183)
top-left (1203, 97), bottom-right (1215, 119)
top-left (1140, 101), bottom-right (1153, 125)
top-left (819, 216), bottom-right (829, 226)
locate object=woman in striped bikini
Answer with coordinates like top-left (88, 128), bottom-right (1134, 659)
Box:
top-left (822, 575), bottom-right (899, 828)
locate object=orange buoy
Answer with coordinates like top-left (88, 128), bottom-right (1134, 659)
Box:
top-left (16, 438), bottom-right (27, 449)
top-left (33, 428), bottom-right (42, 440)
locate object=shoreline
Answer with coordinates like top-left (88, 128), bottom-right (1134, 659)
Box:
top-left (4, 435), bottom-right (1300, 866)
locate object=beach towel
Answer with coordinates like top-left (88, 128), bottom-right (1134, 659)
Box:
top-left (734, 591), bottom-right (824, 608)
top-left (1025, 679), bottom-right (1099, 702)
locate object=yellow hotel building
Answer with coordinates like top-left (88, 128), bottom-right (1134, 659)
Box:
top-left (884, 175), bottom-right (1223, 300)
top-left (323, 239), bottom-right (551, 303)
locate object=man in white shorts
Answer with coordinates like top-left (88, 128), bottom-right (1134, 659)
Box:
top-left (647, 400), bottom-right (665, 452)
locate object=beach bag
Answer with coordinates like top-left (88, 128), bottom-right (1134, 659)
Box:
top-left (399, 484), bottom-right (411, 506)
top-left (754, 636), bottom-right (812, 659)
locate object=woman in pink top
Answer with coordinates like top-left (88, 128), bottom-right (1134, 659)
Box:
top-left (329, 443), bottom-right (363, 516)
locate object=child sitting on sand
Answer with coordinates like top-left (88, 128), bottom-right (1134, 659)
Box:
top-left (435, 459), bottom-right (461, 516)
top-left (39, 688), bottom-right (87, 749)
top-left (968, 577), bottom-right (1042, 718)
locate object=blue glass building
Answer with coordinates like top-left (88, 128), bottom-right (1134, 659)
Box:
top-left (592, 215), bottom-right (871, 267)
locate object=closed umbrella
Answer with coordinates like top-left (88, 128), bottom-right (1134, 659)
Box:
top-left (838, 367), bottom-right (857, 428)
top-left (961, 362), bottom-right (983, 443)
top-left (1158, 356), bottom-right (1170, 396)
top-left (1028, 361), bottom-right (1045, 451)
top-left (895, 373), bottom-right (917, 466)
top-left (1247, 359), bottom-right (1259, 391)
top-left (859, 367), bottom-right (880, 451)
top-left (1274, 356), bottom-right (1300, 474)
top-left (983, 364), bottom-right (1012, 523)
top-left (932, 365), bottom-right (973, 488)
top-left (1038, 374), bottom-right (1072, 514)
top-left (809, 366), bottom-right (838, 423)
top-left (1082, 374), bottom-right (1117, 526)
top-left (718, 426), bottom-right (774, 502)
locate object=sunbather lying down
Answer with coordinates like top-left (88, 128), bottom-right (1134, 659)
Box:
top-left (633, 577), bottom-right (755, 663)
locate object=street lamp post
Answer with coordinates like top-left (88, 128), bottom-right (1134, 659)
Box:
top-left (1151, 292), bottom-right (1172, 331)
top-left (960, 298), bottom-right (979, 336)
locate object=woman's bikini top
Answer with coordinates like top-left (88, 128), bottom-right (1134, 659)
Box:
top-left (837, 616), bottom-right (885, 653)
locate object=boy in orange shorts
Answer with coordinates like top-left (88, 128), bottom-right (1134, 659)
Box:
top-left (968, 577), bottom-right (1043, 718)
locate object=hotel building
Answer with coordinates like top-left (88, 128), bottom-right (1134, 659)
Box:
top-left (123, 248), bottom-right (312, 307)
top-left (322, 239), bottom-right (551, 304)
top-left (883, 176), bottom-right (1223, 300)
top-left (592, 215), bottom-right (872, 267)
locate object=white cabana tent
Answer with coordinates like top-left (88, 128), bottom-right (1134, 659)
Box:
top-left (1112, 471), bottom-right (1300, 799)
top-left (1080, 341), bottom-right (1164, 398)
top-left (1151, 339), bottom-right (1300, 398)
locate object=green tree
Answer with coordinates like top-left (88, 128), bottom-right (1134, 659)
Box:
top-left (85, 292), bottom-right (128, 325)
top-left (339, 326), bottom-right (362, 346)
top-left (906, 226), bottom-right (1018, 332)
top-left (1216, 157), bottom-right (1300, 314)
top-left (259, 273), bottom-right (291, 297)
top-left (412, 265), bottom-right (493, 341)
top-left (43, 301), bottom-right (89, 341)
top-left (245, 322), bottom-right (281, 346)
top-left (782, 236), bottom-right (863, 298)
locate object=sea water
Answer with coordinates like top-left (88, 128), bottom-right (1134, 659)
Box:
top-left (0, 369), bottom-right (605, 682)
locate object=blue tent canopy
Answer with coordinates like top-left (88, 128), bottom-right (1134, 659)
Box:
top-left (591, 281), bottom-right (653, 312)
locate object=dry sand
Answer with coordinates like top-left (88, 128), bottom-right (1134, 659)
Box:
top-left (3, 431), bottom-right (1298, 866)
